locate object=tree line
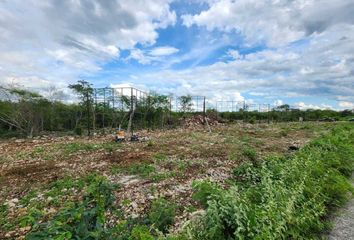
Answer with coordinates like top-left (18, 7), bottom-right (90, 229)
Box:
top-left (0, 81), bottom-right (353, 138)
top-left (0, 81), bottom-right (185, 138)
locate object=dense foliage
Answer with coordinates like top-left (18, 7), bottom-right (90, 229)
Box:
top-left (218, 107), bottom-right (354, 123)
top-left (0, 85), bottom-right (174, 138)
top-left (182, 123), bottom-right (354, 239)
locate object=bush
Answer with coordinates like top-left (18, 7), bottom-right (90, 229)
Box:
top-left (148, 198), bottom-right (176, 233)
top-left (74, 126), bottom-right (83, 136)
top-left (183, 124), bottom-right (354, 239)
top-left (248, 116), bottom-right (256, 124)
top-left (129, 225), bottom-right (154, 240)
top-left (191, 181), bottom-right (221, 208)
top-left (242, 146), bottom-right (258, 164)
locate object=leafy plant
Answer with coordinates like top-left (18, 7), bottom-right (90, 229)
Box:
top-left (148, 198), bottom-right (176, 233)
top-left (191, 181), bottom-right (221, 208)
top-left (242, 146), bottom-right (258, 164)
top-left (26, 175), bottom-right (117, 239)
top-left (129, 225), bottom-right (154, 240)
top-left (126, 163), bottom-right (156, 178)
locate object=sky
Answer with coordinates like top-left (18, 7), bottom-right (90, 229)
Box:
top-left (0, 0), bottom-right (354, 110)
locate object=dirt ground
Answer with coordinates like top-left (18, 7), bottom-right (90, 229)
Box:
top-left (328, 177), bottom-right (354, 240)
top-left (0, 122), bottom-right (334, 238)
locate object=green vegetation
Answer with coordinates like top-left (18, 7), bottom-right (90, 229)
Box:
top-left (241, 146), bottom-right (258, 163)
top-left (219, 107), bottom-right (354, 123)
top-left (26, 175), bottom-right (116, 239)
top-left (112, 163), bottom-right (175, 182)
top-left (1, 83), bottom-right (354, 139)
top-left (191, 181), bottom-right (221, 208)
top-left (149, 198), bottom-right (177, 233)
top-left (182, 124), bottom-right (354, 239)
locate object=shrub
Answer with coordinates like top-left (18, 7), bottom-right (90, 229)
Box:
top-left (26, 175), bottom-right (116, 239)
top-left (148, 198), bottom-right (176, 233)
top-left (129, 225), bottom-right (154, 240)
top-left (74, 126), bottom-right (83, 136)
top-left (248, 116), bottom-right (256, 124)
top-left (191, 181), bottom-right (221, 208)
top-left (242, 146), bottom-right (258, 164)
top-left (183, 123), bottom-right (354, 239)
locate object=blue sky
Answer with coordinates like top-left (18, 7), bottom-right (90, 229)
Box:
top-left (0, 0), bottom-right (354, 110)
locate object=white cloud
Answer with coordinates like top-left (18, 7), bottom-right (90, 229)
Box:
top-left (182, 0), bottom-right (354, 47)
top-left (128, 23), bottom-right (354, 106)
top-left (127, 49), bottom-right (152, 65)
top-left (0, 0), bottom-right (176, 89)
top-left (294, 102), bottom-right (333, 110)
top-left (338, 101), bottom-right (354, 109)
top-left (226, 49), bottom-right (242, 60)
top-left (274, 100), bottom-right (283, 106)
top-left (149, 46), bottom-right (179, 56)
top-left (0, 0), bottom-right (353, 110)
top-left (127, 46), bottom-right (179, 64)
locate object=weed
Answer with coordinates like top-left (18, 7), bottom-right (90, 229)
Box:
top-left (26, 175), bottom-right (117, 239)
top-left (185, 205), bottom-right (198, 213)
top-left (130, 225), bottom-right (154, 240)
top-left (147, 141), bottom-right (154, 147)
top-left (279, 127), bottom-right (290, 137)
top-left (110, 165), bottom-right (120, 174)
top-left (148, 198), bottom-right (176, 233)
top-left (0, 204), bottom-right (10, 230)
top-left (191, 180), bottom-right (221, 208)
top-left (19, 190), bottom-right (38, 206)
top-left (57, 142), bottom-right (99, 155)
top-left (126, 163), bottom-right (156, 178)
top-left (153, 153), bottom-right (168, 163)
top-left (242, 146), bottom-right (258, 164)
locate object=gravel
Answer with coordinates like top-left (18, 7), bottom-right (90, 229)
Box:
top-left (328, 178), bottom-right (354, 240)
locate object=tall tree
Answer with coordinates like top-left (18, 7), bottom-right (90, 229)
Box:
top-left (69, 80), bottom-right (94, 136)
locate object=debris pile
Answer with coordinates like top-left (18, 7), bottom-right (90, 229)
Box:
top-left (182, 115), bottom-right (220, 128)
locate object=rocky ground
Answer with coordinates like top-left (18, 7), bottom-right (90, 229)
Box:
top-left (0, 122), bottom-right (333, 239)
top-left (328, 177), bottom-right (354, 240)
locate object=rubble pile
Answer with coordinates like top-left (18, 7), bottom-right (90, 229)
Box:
top-left (182, 115), bottom-right (220, 128)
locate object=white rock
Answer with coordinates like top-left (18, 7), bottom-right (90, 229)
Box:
top-left (131, 202), bottom-right (138, 209)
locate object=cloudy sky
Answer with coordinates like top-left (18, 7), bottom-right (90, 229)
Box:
top-left (0, 0), bottom-right (353, 109)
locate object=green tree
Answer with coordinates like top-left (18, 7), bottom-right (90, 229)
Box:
top-left (179, 95), bottom-right (193, 113)
top-left (0, 87), bottom-right (45, 137)
top-left (69, 80), bottom-right (94, 136)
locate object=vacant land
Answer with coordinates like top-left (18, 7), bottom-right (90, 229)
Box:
top-left (0, 122), bottom-right (352, 239)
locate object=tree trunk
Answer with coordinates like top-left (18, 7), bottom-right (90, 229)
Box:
top-left (28, 126), bottom-right (34, 138)
top-left (126, 108), bottom-right (135, 138)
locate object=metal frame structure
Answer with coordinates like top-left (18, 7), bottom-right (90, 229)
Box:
top-left (94, 87), bottom-right (148, 110)
top-left (215, 101), bottom-right (271, 112)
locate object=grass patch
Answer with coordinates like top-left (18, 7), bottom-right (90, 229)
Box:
top-left (153, 153), bottom-right (168, 163)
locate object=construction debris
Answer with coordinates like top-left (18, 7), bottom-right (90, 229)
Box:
top-left (182, 115), bottom-right (220, 128)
